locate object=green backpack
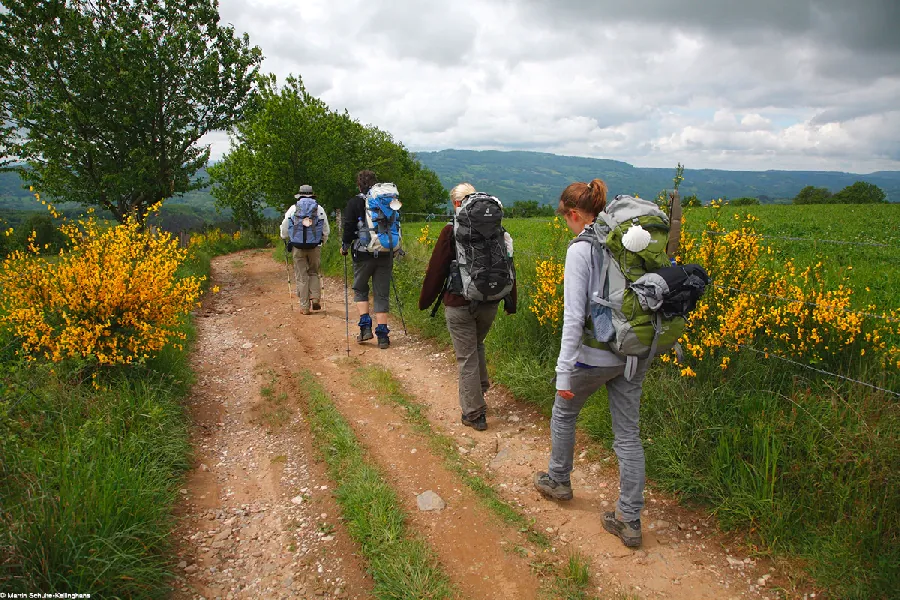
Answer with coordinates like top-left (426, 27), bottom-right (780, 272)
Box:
top-left (573, 194), bottom-right (685, 380)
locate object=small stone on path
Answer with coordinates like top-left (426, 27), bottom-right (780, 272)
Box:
top-left (417, 490), bottom-right (446, 511)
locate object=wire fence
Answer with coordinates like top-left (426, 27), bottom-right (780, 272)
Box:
top-left (733, 344), bottom-right (899, 398)
top-left (682, 228), bottom-right (897, 249)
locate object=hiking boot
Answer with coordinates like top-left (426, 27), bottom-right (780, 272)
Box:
top-left (311, 300), bottom-right (321, 311)
top-left (301, 306), bottom-right (311, 315)
top-left (533, 471), bottom-right (573, 500)
top-left (603, 511), bottom-right (642, 548)
top-left (375, 324), bottom-right (390, 349)
top-left (357, 314), bottom-right (373, 343)
top-left (461, 413), bottom-right (487, 431)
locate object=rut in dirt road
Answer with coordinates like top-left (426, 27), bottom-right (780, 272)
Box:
top-left (171, 256), bottom-right (372, 600)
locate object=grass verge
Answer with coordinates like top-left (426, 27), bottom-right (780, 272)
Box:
top-left (293, 369), bottom-right (455, 600)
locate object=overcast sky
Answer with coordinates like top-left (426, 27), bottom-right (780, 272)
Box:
top-left (210, 0), bottom-right (900, 173)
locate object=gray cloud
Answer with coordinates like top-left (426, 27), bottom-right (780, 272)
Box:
top-left (212, 0), bottom-right (900, 172)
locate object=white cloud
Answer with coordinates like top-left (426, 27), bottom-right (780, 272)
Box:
top-left (213, 0), bottom-right (900, 172)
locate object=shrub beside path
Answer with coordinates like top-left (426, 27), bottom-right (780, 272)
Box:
top-left (175, 249), bottom-right (816, 600)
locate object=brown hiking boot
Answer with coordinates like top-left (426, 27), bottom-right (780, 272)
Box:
top-left (533, 471), bottom-right (573, 500)
top-left (603, 511), bottom-right (642, 548)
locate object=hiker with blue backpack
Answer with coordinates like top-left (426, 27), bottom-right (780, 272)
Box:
top-left (340, 170), bottom-right (402, 350)
top-left (419, 183), bottom-right (517, 431)
top-left (280, 184), bottom-right (330, 315)
top-left (533, 180), bottom-right (708, 549)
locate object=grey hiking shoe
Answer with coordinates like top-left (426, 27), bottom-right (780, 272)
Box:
top-left (533, 471), bottom-right (573, 501)
top-left (603, 511), bottom-right (642, 548)
top-left (461, 413), bottom-right (487, 431)
top-left (357, 326), bottom-right (373, 343)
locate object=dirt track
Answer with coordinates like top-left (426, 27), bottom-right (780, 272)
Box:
top-left (171, 249), bottom-right (803, 600)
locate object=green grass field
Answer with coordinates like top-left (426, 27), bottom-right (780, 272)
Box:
top-left (322, 202), bottom-right (899, 599)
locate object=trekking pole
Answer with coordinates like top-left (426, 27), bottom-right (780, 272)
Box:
top-left (387, 221), bottom-right (408, 336)
top-left (390, 273), bottom-right (408, 335)
top-left (284, 243), bottom-right (294, 311)
top-left (343, 251), bottom-right (350, 357)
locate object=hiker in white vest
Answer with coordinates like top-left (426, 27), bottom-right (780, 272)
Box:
top-left (280, 184), bottom-right (330, 315)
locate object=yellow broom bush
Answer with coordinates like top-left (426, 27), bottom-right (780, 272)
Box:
top-left (0, 212), bottom-right (203, 366)
top-left (675, 209), bottom-right (900, 374)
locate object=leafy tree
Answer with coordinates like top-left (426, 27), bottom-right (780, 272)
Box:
top-left (0, 0), bottom-right (262, 226)
top-left (793, 186), bottom-right (833, 205)
top-left (832, 181), bottom-right (887, 204)
top-left (731, 197), bottom-right (760, 206)
top-left (211, 75), bottom-right (447, 232)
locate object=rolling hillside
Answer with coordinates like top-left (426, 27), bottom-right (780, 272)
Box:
top-left (414, 149), bottom-right (900, 205)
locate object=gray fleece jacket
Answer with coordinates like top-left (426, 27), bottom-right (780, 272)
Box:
top-left (555, 230), bottom-right (624, 391)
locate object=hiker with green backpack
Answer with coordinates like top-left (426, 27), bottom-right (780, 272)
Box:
top-left (419, 183), bottom-right (517, 432)
top-left (533, 179), bottom-right (708, 549)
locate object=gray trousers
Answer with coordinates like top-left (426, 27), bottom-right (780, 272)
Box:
top-left (292, 246), bottom-right (321, 309)
top-left (548, 363), bottom-right (649, 522)
top-left (352, 255), bottom-right (392, 314)
top-left (445, 303), bottom-right (499, 419)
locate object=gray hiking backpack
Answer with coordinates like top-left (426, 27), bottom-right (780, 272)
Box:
top-left (574, 194), bottom-right (686, 380)
top-left (449, 193), bottom-right (515, 304)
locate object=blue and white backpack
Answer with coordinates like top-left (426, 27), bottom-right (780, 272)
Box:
top-left (289, 197), bottom-right (324, 249)
top-left (356, 183), bottom-right (402, 255)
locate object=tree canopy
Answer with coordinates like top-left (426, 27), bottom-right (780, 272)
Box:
top-left (209, 75), bottom-right (447, 232)
top-left (0, 0), bottom-right (262, 225)
top-left (794, 182), bottom-right (886, 205)
top-left (831, 181), bottom-right (887, 204)
top-left (793, 185), bottom-right (833, 205)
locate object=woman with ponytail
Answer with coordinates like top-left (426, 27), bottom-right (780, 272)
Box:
top-left (533, 179), bottom-right (651, 549)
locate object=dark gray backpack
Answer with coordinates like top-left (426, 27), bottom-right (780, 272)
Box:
top-left (450, 193), bottom-right (514, 303)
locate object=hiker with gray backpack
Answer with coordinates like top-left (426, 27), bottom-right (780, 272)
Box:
top-left (419, 183), bottom-right (517, 431)
top-left (533, 179), bottom-right (708, 549)
top-left (341, 170), bottom-right (402, 350)
top-left (280, 184), bottom-right (330, 315)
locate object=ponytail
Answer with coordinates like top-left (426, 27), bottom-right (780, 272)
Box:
top-left (557, 178), bottom-right (608, 217)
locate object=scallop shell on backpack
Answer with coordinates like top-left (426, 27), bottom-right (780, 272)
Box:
top-left (621, 224), bottom-right (652, 252)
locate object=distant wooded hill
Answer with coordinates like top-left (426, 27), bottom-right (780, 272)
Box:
top-left (4, 151), bottom-right (899, 220)
top-left (414, 149), bottom-right (900, 205)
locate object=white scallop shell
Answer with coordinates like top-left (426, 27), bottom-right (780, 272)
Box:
top-left (622, 224), bottom-right (652, 252)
